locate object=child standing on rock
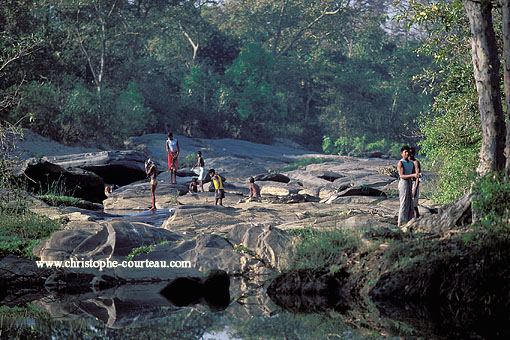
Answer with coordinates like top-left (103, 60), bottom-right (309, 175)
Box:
top-left (192, 151), bottom-right (205, 192)
top-left (209, 169), bottom-right (224, 206)
top-left (145, 159), bottom-right (158, 212)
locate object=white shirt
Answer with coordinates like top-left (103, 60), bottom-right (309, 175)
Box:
top-left (167, 139), bottom-right (178, 151)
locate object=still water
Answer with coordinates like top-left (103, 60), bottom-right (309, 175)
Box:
top-left (1, 276), bottom-right (508, 340)
top-left (0, 277), bottom-right (412, 340)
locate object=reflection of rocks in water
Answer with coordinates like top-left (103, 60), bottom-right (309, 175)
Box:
top-left (35, 282), bottom-right (181, 328)
top-left (372, 298), bottom-right (510, 340)
top-left (227, 276), bottom-right (280, 319)
top-left (34, 272), bottom-right (229, 329)
top-left (160, 269), bottom-right (230, 312)
top-left (267, 268), bottom-right (351, 314)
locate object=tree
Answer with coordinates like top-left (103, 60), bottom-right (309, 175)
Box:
top-left (462, 0), bottom-right (506, 175)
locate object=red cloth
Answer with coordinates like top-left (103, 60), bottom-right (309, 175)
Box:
top-left (168, 151), bottom-right (179, 170)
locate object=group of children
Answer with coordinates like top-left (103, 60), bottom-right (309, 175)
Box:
top-left (144, 133), bottom-right (261, 211)
top-left (397, 145), bottom-right (422, 227)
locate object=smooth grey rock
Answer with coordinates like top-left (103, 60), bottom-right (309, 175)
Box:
top-left (253, 173), bottom-right (290, 183)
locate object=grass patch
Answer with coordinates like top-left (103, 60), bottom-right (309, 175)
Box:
top-left (126, 240), bottom-right (170, 260)
top-left (36, 194), bottom-right (86, 208)
top-left (279, 157), bottom-right (339, 172)
top-left (0, 211), bottom-right (64, 259)
top-left (287, 228), bottom-right (361, 271)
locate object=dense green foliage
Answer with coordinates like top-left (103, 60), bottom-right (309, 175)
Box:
top-left (0, 0), bottom-right (433, 150)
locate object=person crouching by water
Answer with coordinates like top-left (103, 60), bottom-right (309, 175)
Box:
top-left (145, 159), bottom-right (158, 212)
top-left (397, 146), bottom-right (421, 227)
top-left (209, 169), bottom-right (224, 206)
top-left (189, 177), bottom-right (198, 194)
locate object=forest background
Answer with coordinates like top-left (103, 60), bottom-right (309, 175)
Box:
top-left (0, 0), bottom-right (489, 203)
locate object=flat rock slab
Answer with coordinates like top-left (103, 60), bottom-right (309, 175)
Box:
top-left (260, 182), bottom-right (301, 196)
top-left (103, 181), bottom-right (188, 210)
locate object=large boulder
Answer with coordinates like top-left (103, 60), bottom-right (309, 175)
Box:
top-left (253, 173), bottom-right (290, 183)
top-left (309, 170), bottom-right (344, 182)
top-left (260, 183), bottom-right (300, 196)
top-left (337, 186), bottom-right (387, 198)
top-left (44, 150), bottom-right (148, 186)
top-left (17, 159), bottom-right (106, 202)
top-left (34, 220), bottom-right (183, 261)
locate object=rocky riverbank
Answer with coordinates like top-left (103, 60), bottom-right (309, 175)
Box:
top-left (7, 131), bottom-right (507, 339)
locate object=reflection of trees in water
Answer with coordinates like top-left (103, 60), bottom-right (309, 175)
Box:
top-left (0, 307), bottom-right (221, 340)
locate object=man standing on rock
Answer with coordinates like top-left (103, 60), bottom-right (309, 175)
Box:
top-left (145, 159), bottom-right (158, 212)
top-left (166, 133), bottom-right (179, 184)
top-left (209, 169), bottom-right (224, 206)
top-left (397, 146), bottom-right (421, 227)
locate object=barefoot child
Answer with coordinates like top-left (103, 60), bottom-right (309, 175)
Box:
top-left (249, 177), bottom-right (261, 201)
top-left (189, 177), bottom-right (198, 194)
top-left (192, 151), bottom-right (205, 192)
top-left (145, 159), bottom-right (158, 211)
top-left (209, 169), bottom-right (224, 206)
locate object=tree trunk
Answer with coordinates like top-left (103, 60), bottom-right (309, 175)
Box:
top-left (502, 0), bottom-right (510, 173)
top-left (463, 0), bottom-right (506, 175)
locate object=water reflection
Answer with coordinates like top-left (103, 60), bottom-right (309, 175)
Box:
top-left (1, 278), bottom-right (391, 340)
top-left (3, 273), bottom-right (508, 340)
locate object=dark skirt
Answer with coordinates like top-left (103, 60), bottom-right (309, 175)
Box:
top-left (215, 189), bottom-right (225, 199)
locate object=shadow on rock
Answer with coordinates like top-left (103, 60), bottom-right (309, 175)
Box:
top-left (159, 269), bottom-right (230, 312)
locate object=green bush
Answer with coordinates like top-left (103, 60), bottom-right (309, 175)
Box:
top-left (180, 153), bottom-right (197, 169)
top-left (471, 172), bottom-right (510, 236)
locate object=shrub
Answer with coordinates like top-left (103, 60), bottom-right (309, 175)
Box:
top-left (471, 172), bottom-right (510, 236)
